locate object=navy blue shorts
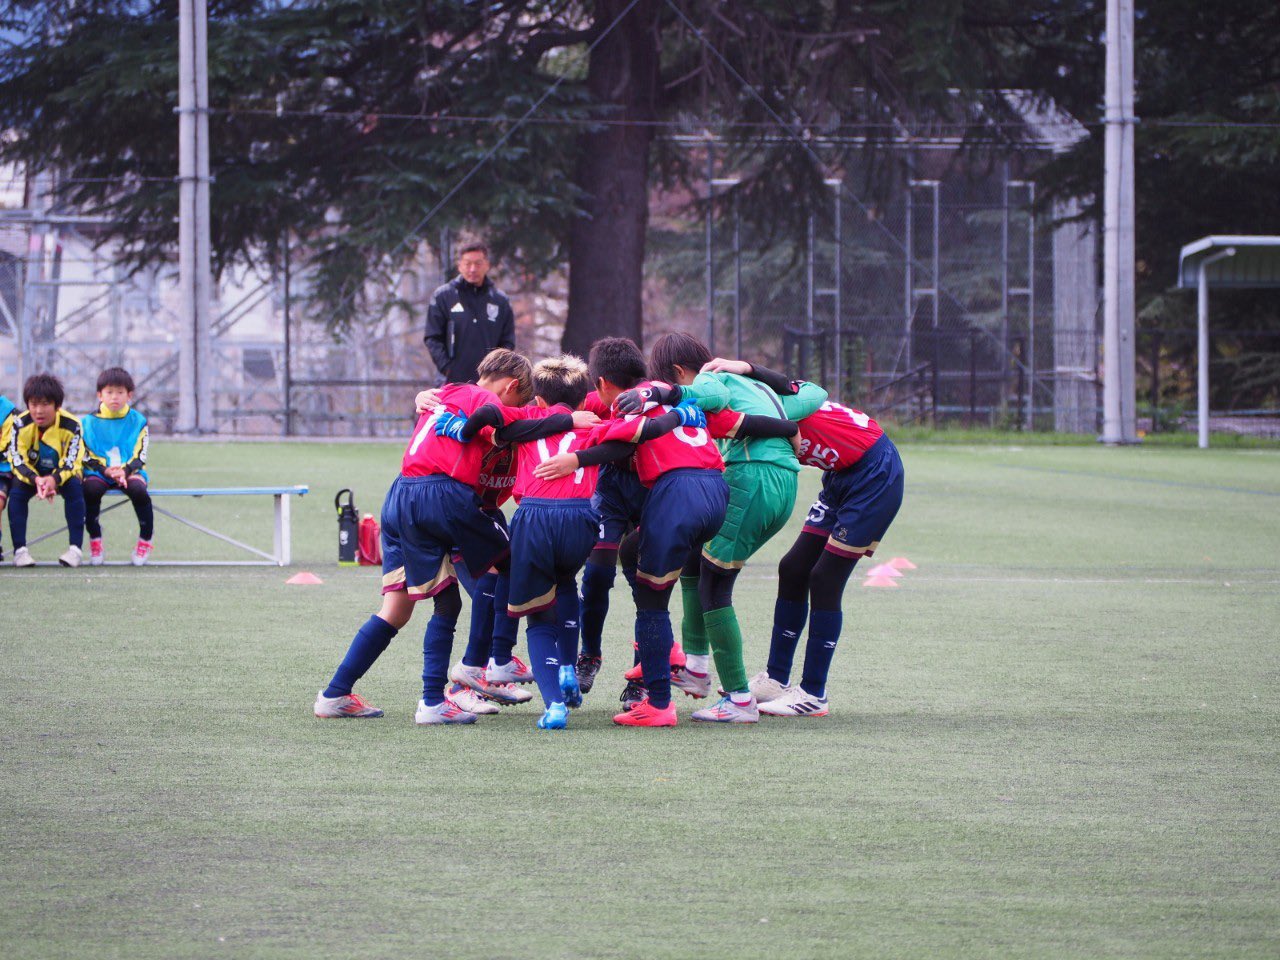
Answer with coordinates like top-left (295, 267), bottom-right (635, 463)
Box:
top-left (801, 435), bottom-right (904, 559)
top-left (381, 475), bottom-right (511, 601)
top-left (635, 468), bottom-right (729, 590)
top-left (592, 464), bottom-right (648, 550)
top-left (507, 498), bottom-right (599, 616)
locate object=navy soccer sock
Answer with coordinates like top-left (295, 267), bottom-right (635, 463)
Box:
top-left (555, 584), bottom-right (580, 666)
top-left (324, 615), bottom-right (398, 698)
top-left (635, 610), bottom-right (673, 709)
top-left (799, 608), bottom-right (843, 699)
top-left (462, 571), bottom-right (497, 668)
top-left (524, 617), bottom-right (562, 709)
top-left (578, 561), bottom-right (615, 658)
top-left (489, 573), bottom-right (516, 665)
top-left (421, 612), bottom-right (459, 706)
top-left (766, 597), bottom-right (810, 685)
top-left (7, 481), bottom-right (34, 548)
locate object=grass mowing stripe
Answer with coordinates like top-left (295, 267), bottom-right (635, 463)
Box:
top-left (994, 462), bottom-right (1280, 497)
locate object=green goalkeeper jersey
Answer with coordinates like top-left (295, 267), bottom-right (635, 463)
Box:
top-left (682, 371), bottom-right (828, 471)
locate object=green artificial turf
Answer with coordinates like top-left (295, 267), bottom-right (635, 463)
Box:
top-left (2, 441), bottom-right (1277, 959)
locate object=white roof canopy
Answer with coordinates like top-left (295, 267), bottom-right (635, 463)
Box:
top-left (1178, 236), bottom-right (1280, 289)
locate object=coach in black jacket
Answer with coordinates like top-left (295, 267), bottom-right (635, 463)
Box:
top-left (424, 239), bottom-right (516, 383)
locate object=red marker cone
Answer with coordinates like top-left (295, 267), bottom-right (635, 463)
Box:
top-left (286, 571), bottom-right (324, 585)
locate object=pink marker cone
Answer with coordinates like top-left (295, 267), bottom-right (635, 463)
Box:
top-left (862, 576), bottom-right (899, 588)
top-left (286, 571), bottom-right (324, 585)
top-left (865, 563), bottom-right (903, 578)
top-left (887, 557), bottom-right (917, 571)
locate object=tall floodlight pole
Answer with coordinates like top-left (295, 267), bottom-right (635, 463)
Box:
top-left (177, 0), bottom-right (213, 432)
top-left (1102, 0), bottom-right (1137, 442)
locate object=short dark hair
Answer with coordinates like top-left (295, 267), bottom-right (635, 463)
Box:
top-left (588, 337), bottom-right (647, 390)
top-left (97, 366), bottom-right (136, 393)
top-left (649, 332), bottom-right (711, 385)
top-left (533, 354), bottom-right (590, 409)
top-left (456, 237), bottom-right (489, 260)
top-left (23, 372), bottom-right (65, 408)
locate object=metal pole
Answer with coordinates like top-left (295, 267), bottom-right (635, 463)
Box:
top-left (732, 193), bottom-right (741, 359)
top-left (283, 234), bottom-right (293, 437)
top-left (830, 179), bottom-right (843, 400)
top-left (705, 143), bottom-right (715, 353)
top-left (1197, 248), bottom-right (1236, 449)
top-left (1102, 0), bottom-right (1137, 443)
top-left (1026, 183), bottom-right (1036, 430)
top-left (903, 189), bottom-right (913, 372)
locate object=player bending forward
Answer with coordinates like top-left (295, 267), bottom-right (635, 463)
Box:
top-left (708, 360), bottom-right (904, 717)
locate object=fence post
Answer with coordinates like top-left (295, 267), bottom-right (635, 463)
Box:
top-left (1149, 330), bottom-right (1162, 433)
top-left (969, 329), bottom-right (979, 427)
top-left (1014, 337), bottom-right (1026, 431)
top-left (930, 330), bottom-right (940, 424)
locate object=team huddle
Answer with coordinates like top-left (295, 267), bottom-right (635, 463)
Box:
top-left (314, 332), bottom-right (904, 728)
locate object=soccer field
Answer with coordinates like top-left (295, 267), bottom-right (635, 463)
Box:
top-left (3, 440), bottom-right (1278, 959)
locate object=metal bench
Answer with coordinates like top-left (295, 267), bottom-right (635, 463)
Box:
top-left (27, 485), bottom-right (310, 566)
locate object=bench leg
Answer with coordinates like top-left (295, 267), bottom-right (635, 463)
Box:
top-left (274, 493), bottom-right (292, 566)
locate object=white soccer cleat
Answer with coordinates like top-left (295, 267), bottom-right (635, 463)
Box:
top-left (759, 686), bottom-right (830, 718)
top-left (670, 664), bottom-right (713, 699)
top-left (415, 698), bottom-right (477, 725)
top-left (13, 546), bottom-right (35, 568)
top-left (314, 690), bottom-right (385, 718)
top-left (131, 539), bottom-right (153, 566)
top-left (446, 682), bottom-right (500, 715)
top-left (748, 671), bottom-right (789, 703)
top-left (449, 661), bottom-right (533, 704)
top-left (485, 656), bottom-right (535, 685)
top-left (89, 538), bottom-right (105, 566)
top-left (58, 545), bottom-right (82, 568)
top-left (691, 695), bottom-right (760, 723)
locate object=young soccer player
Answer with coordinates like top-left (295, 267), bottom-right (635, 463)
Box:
top-left (314, 349), bottom-right (537, 724)
top-left (436, 354), bottom-right (617, 729)
top-left (616, 334), bottom-right (827, 722)
top-left (705, 360), bottom-right (904, 716)
top-left (0, 391), bottom-right (15, 562)
top-left (576, 338), bottom-right (653, 700)
top-left (6, 373), bottom-right (86, 567)
top-left (81, 367), bottom-right (154, 566)
top-left (536, 364), bottom-right (801, 727)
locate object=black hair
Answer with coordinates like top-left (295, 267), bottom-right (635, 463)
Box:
top-left (23, 372), bottom-right (65, 408)
top-left (97, 366), bottom-right (136, 393)
top-left (650, 332), bottom-right (712, 385)
top-left (456, 236), bottom-right (489, 259)
top-left (533, 355), bottom-right (591, 409)
top-left (588, 337), bottom-right (647, 390)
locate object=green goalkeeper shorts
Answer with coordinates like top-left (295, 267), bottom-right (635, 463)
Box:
top-left (702, 462), bottom-right (798, 571)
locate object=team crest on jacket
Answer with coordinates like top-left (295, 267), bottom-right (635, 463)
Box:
top-left (487, 303), bottom-right (499, 321)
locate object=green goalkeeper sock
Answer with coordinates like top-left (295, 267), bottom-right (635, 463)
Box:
top-left (680, 575), bottom-right (709, 656)
top-left (704, 606), bottom-right (748, 694)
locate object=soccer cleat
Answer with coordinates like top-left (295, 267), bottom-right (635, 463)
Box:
top-left (538, 701), bottom-right (569, 730)
top-left (314, 690), bottom-right (385, 718)
top-left (558, 665), bottom-right (583, 709)
top-left (414, 698), bottom-right (478, 725)
top-left (759, 686), bottom-right (830, 718)
top-left (132, 539), bottom-right (153, 566)
top-left (486, 656), bottom-right (535, 685)
top-left (691, 695), bottom-right (760, 723)
top-left (670, 665), bottom-right (713, 699)
top-left (748, 671), bottom-right (789, 704)
top-left (612, 698), bottom-right (677, 727)
top-left (449, 662), bottom-right (533, 705)
top-left (619, 679), bottom-right (648, 711)
top-left (446, 682), bottom-right (500, 715)
top-left (575, 654), bottom-right (602, 694)
top-left (13, 546), bottom-right (35, 568)
top-left (58, 545), bottom-right (82, 568)
top-left (89, 538), bottom-right (105, 566)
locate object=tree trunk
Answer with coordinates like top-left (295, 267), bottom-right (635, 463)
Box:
top-left (562, 0), bottom-right (659, 356)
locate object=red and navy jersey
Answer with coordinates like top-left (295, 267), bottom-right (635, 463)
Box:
top-left (796, 401), bottom-right (885, 472)
top-left (401, 383), bottom-right (505, 485)
top-left (515, 425), bottom-right (601, 501)
top-left (477, 443), bottom-right (518, 509)
top-left (588, 383), bottom-right (741, 487)
top-left (583, 390), bottom-right (612, 418)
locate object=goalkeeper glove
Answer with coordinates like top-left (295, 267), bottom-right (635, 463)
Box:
top-left (673, 400), bottom-right (706, 428)
top-left (616, 382), bottom-right (680, 414)
top-left (434, 412), bottom-right (469, 441)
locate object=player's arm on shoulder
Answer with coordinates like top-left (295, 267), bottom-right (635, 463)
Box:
top-left (534, 440), bottom-right (635, 480)
top-left (730, 412), bottom-right (799, 440)
top-left (680, 372), bottom-right (730, 412)
top-left (780, 380), bottom-right (828, 420)
top-left (497, 412), bottom-right (575, 443)
top-left (440, 402), bottom-right (504, 442)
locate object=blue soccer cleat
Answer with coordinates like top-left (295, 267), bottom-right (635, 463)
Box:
top-left (538, 701), bottom-right (569, 730)
top-left (558, 665), bottom-right (583, 709)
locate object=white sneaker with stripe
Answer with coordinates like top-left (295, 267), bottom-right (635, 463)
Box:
top-left (758, 686), bottom-right (830, 717)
